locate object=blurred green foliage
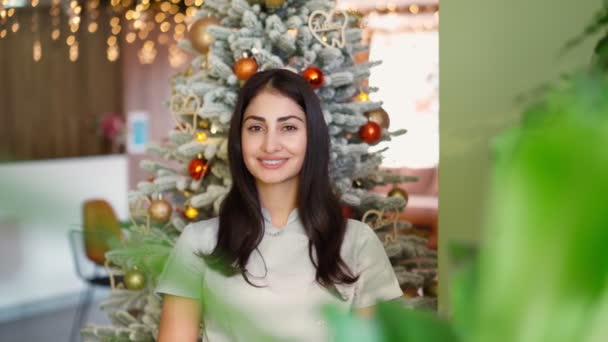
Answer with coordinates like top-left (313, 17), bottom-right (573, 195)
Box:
top-left (326, 71), bottom-right (608, 342)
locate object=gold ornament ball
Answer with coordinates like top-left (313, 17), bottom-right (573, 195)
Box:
top-left (184, 206), bottom-right (199, 219)
top-left (388, 187), bottom-right (409, 203)
top-left (234, 57), bottom-right (258, 81)
top-left (188, 17), bottom-right (218, 55)
top-left (124, 269), bottom-right (146, 290)
top-left (265, 0), bottom-right (286, 8)
top-left (148, 198), bottom-right (172, 223)
top-left (357, 91), bottom-right (369, 102)
top-left (195, 131), bottom-right (207, 142)
top-left (365, 107), bottom-right (390, 129)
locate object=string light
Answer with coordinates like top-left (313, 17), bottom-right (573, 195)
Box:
top-left (50, 0), bottom-right (61, 40)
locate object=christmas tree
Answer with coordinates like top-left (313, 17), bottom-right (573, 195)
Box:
top-left (82, 0), bottom-right (437, 340)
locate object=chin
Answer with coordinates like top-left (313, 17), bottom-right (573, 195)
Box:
top-left (254, 173), bottom-right (299, 186)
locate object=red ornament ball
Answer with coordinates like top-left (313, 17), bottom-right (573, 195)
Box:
top-left (188, 157), bottom-right (209, 180)
top-left (341, 205), bottom-right (353, 218)
top-left (358, 121), bottom-right (382, 144)
top-left (302, 66), bottom-right (324, 89)
top-left (234, 57), bottom-right (258, 81)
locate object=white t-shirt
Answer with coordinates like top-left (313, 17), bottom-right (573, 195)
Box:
top-left (156, 208), bottom-right (402, 342)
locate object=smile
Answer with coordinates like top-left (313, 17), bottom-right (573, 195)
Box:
top-left (259, 158), bottom-right (288, 169)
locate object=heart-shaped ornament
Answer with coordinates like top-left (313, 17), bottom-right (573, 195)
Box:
top-left (308, 9), bottom-right (349, 49)
top-left (169, 93), bottom-right (201, 134)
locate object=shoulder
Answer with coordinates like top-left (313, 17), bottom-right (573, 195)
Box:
top-left (178, 217), bottom-right (219, 255)
top-left (344, 219), bottom-right (377, 244)
top-left (341, 219), bottom-right (381, 258)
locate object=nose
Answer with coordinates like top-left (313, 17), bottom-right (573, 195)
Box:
top-left (262, 130), bottom-right (282, 153)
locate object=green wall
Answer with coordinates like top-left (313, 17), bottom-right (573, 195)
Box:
top-left (438, 0), bottom-right (603, 314)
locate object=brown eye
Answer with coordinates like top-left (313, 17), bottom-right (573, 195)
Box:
top-left (247, 125), bottom-right (263, 132)
top-left (282, 125), bottom-right (298, 132)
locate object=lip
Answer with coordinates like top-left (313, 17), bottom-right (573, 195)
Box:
top-left (258, 158), bottom-right (288, 169)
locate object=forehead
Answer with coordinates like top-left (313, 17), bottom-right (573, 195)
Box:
top-left (243, 90), bottom-right (306, 119)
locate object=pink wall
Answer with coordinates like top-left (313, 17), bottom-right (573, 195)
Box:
top-left (121, 38), bottom-right (192, 188)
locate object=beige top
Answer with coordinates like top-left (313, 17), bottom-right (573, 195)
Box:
top-left (156, 208), bottom-right (402, 342)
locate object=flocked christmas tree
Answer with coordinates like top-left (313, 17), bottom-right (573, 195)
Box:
top-left (82, 0), bottom-right (437, 340)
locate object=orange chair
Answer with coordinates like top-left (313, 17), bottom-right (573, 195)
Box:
top-left (68, 199), bottom-right (123, 342)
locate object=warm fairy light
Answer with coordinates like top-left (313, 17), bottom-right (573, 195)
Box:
top-left (74, 6), bottom-right (81, 15)
top-left (112, 25), bottom-right (121, 35)
top-left (132, 11), bottom-right (141, 20)
top-left (11, 22), bottom-right (19, 33)
top-left (33, 40), bottom-right (42, 62)
top-left (174, 23), bottom-right (186, 34)
top-left (186, 7), bottom-right (197, 17)
top-left (69, 42), bottom-right (79, 62)
top-left (31, 0), bottom-right (39, 7)
top-left (125, 10), bottom-right (134, 20)
top-left (160, 2), bottom-right (171, 12)
top-left (71, 16), bottom-right (81, 25)
top-left (88, 22), bottom-right (98, 33)
top-left (66, 35), bottom-right (75, 46)
top-left (194, 0), bottom-right (203, 6)
top-left (107, 36), bottom-right (117, 46)
top-left (160, 21), bottom-right (171, 32)
top-left (184, 0), bottom-right (193, 6)
top-left (174, 13), bottom-right (185, 23)
top-left (110, 0), bottom-right (119, 5)
top-left (169, 4), bottom-right (179, 15)
top-left (138, 29), bottom-right (149, 40)
top-left (133, 19), bottom-right (143, 29)
top-left (126, 32), bottom-right (136, 43)
top-left (110, 17), bottom-right (120, 27)
top-left (138, 40), bottom-right (157, 64)
top-left (0, 30), bottom-right (7, 38)
top-left (51, 29), bottom-right (60, 40)
top-left (409, 4), bottom-right (420, 14)
top-left (155, 12), bottom-right (166, 23)
top-left (0, 10), bottom-right (5, 19)
top-left (70, 24), bottom-right (79, 33)
top-left (107, 44), bottom-right (119, 61)
top-left (158, 33), bottom-right (169, 44)
top-left (7, 8), bottom-right (14, 17)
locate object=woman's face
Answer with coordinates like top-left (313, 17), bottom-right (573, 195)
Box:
top-left (241, 90), bottom-right (307, 189)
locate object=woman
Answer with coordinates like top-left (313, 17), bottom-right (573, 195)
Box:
top-left (156, 69), bottom-right (402, 341)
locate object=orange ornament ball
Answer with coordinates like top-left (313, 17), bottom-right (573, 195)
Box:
top-left (302, 66), bottom-right (324, 89)
top-left (359, 121), bottom-right (382, 144)
top-left (234, 57), bottom-right (258, 81)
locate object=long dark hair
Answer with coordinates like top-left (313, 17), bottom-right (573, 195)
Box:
top-left (207, 68), bottom-right (358, 289)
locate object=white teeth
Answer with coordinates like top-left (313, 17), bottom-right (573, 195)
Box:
top-left (261, 159), bottom-right (286, 165)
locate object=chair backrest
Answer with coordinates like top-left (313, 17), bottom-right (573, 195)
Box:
top-left (82, 199), bottom-right (122, 265)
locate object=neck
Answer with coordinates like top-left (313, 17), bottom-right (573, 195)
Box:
top-left (256, 179), bottom-right (298, 228)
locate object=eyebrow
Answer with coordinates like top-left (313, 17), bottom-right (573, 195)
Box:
top-left (243, 115), bottom-right (305, 123)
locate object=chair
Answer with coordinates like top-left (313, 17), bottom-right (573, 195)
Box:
top-left (68, 199), bottom-right (123, 342)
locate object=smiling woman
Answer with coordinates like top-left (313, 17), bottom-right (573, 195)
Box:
top-left (156, 69), bottom-right (403, 341)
